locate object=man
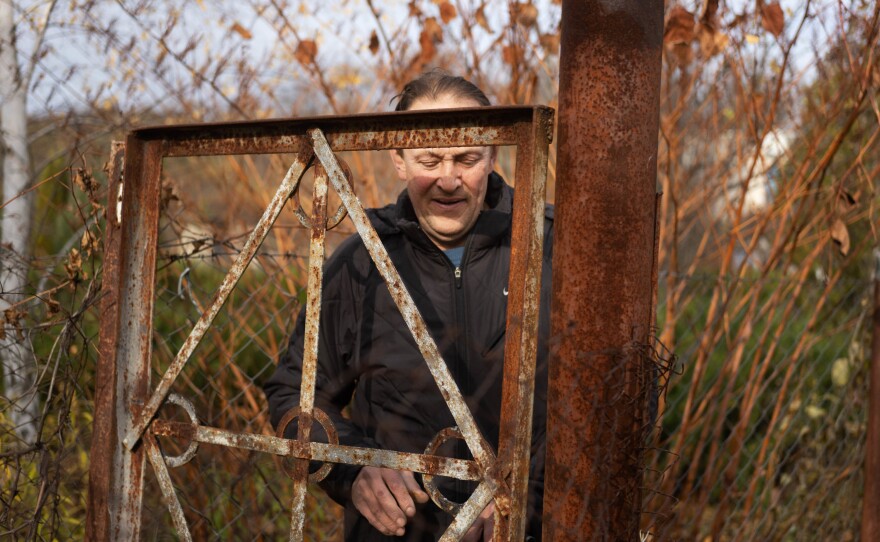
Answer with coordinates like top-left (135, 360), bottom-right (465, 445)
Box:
top-left (264, 71), bottom-right (553, 541)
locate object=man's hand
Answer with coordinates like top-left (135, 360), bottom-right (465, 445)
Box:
top-left (352, 467), bottom-right (430, 536)
top-left (462, 501), bottom-right (495, 542)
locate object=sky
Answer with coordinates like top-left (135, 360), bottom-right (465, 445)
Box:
top-left (7, 0), bottom-right (843, 119)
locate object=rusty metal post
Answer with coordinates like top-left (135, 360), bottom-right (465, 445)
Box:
top-left (863, 249), bottom-right (880, 542)
top-left (545, 1), bottom-right (664, 540)
top-left (86, 141), bottom-right (124, 541)
top-left (86, 136), bottom-right (162, 541)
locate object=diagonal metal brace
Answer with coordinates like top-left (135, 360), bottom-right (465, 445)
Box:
top-left (123, 152), bottom-right (313, 450)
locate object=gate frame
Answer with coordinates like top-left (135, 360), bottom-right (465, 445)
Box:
top-left (86, 106), bottom-right (553, 541)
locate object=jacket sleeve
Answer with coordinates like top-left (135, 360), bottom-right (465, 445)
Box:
top-left (263, 245), bottom-right (377, 504)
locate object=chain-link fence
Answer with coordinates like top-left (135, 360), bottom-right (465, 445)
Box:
top-left (645, 271), bottom-right (872, 541)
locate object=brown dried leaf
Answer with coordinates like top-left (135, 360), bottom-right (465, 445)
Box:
top-left (4, 307), bottom-right (24, 328)
top-left (669, 43), bottom-right (694, 66)
top-left (3, 307), bottom-right (25, 340)
top-left (46, 295), bottom-right (61, 318)
top-left (65, 248), bottom-right (83, 281)
top-left (475, 5), bottom-right (491, 32)
top-left (417, 18), bottom-right (444, 64)
top-left (368, 30), bottom-right (380, 55)
top-left (73, 168), bottom-right (96, 192)
top-left (839, 189), bottom-right (859, 208)
top-left (81, 228), bottom-right (101, 257)
top-left (664, 6), bottom-right (695, 45)
top-left (511, 2), bottom-right (538, 27)
top-left (408, 0), bottom-right (422, 17)
top-left (73, 169), bottom-right (86, 191)
top-left (698, 24), bottom-right (728, 57)
top-left (760, 2), bottom-right (784, 37)
top-left (423, 17), bottom-right (443, 41)
top-left (830, 219), bottom-right (850, 256)
top-left (91, 200), bottom-right (105, 219)
top-left (439, 1), bottom-right (456, 23)
top-left (295, 39), bottom-right (318, 66)
top-left (539, 33), bottom-right (560, 55)
top-left (231, 22), bottom-right (252, 40)
top-left (700, 0), bottom-right (720, 25)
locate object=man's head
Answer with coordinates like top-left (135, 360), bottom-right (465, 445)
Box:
top-left (389, 71), bottom-right (496, 250)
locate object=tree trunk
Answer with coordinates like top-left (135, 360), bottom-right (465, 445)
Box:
top-left (1, 0), bottom-right (39, 445)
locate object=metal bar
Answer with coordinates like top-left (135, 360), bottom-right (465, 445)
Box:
top-left (87, 136), bottom-right (164, 541)
top-left (545, 1), bottom-right (664, 541)
top-left (130, 106), bottom-right (545, 156)
top-left (86, 141), bottom-right (125, 541)
top-left (149, 420), bottom-right (481, 480)
top-left (123, 153), bottom-right (312, 451)
top-left (437, 482), bottom-right (495, 542)
top-left (298, 168), bottom-right (328, 415)
top-left (114, 136), bottom-right (163, 541)
top-left (289, 165), bottom-right (330, 542)
top-left (144, 431), bottom-right (193, 542)
top-left (862, 248), bottom-right (880, 541)
top-left (494, 108), bottom-right (553, 540)
top-left (309, 128), bottom-right (497, 474)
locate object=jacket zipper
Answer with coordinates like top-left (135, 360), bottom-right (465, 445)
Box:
top-left (451, 234), bottom-right (475, 501)
top-left (453, 233), bottom-right (476, 288)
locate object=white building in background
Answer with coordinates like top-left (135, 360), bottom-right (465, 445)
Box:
top-left (711, 128), bottom-right (791, 218)
top-left (708, 128), bottom-right (792, 270)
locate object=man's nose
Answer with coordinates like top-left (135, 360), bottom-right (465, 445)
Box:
top-left (436, 160), bottom-right (461, 191)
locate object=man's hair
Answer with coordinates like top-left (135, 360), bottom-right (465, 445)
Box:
top-left (392, 69), bottom-right (491, 111)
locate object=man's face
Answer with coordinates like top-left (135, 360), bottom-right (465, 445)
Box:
top-left (390, 94), bottom-right (496, 250)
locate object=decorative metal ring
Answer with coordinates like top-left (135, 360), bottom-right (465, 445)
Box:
top-left (290, 159), bottom-right (353, 230)
top-left (422, 427), bottom-right (466, 515)
top-left (154, 393), bottom-right (200, 468)
top-left (275, 406), bottom-right (338, 483)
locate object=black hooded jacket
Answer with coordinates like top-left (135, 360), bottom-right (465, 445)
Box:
top-left (264, 172), bottom-right (553, 541)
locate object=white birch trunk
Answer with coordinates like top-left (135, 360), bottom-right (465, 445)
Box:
top-left (1, 0), bottom-right (39, 445)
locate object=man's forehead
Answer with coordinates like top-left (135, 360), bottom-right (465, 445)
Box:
top-left (407, 146), bottom-right (493, 157)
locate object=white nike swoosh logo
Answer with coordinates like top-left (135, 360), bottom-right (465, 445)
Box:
top-left (503, 287), bottom-right (508, 296)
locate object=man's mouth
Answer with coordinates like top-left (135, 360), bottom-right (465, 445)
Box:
top-left (432, 198), bottom-right (465, 210)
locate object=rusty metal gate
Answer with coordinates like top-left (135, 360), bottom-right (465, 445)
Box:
top-left (86, 106), bottom-right (553, 541)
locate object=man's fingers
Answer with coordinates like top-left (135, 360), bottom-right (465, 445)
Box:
top-left (352, 467), bottom-right (406, 536)
top-left (382, 469), bottom-right (417, 518)
top-left (462, 522), bottom-right (481, 542)
top-left (401, 471), bottom-right (430, 504)
top-left (461, 501), bottom-right (495, 542)
top-left (370, 483), bottom-right (407, 534)
top-left (480, 504), bottom-right (495, 542)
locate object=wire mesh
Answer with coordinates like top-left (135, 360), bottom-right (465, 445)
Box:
top-left (642, 272), bottom-right (871, 541)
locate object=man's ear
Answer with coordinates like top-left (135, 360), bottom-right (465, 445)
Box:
top-left (389, 150), bottom-right (407, 181)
